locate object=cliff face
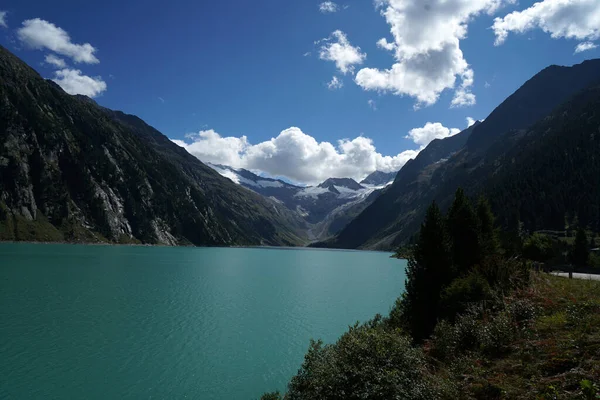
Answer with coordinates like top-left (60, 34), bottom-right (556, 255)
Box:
top-left (0, 45), bottom-right (307, 246)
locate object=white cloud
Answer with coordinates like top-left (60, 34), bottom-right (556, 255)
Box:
top-left (451, 68), bottom-right (476, 107)
top-left (368, 99), bottom-right (377, 110)
top-left (172, 127), bottom-right (419, 185)
top-left (319, 1), bottom-right (339, 13)
top-left (466, 117), bottom-right (477, 127)
top-left (327, 76), bottom-right (344, 90)
top-left (405, 122), bottom-right (461, 147)
top-left (355, 0), bottom-right (512, 107)
top-left (17, 19), bottom-right (99, 64)
top-left (0, 11), bottom-right (7, 28)
top-left (158, 96), bottom-right (165, 103)
top-left (303, 51), bottom-right (312, 57)
top-left (52, 69), bottom-right (107, 97)
top-left (44, 54), bottom-right (67, 68)
top-left (493, 0), bottom-right (600, 46)
top-left (319, 30), bottom-right (366, 75)
top-left (574, 41), bottom-right (598, 53)
top-left (376, 37), bottom-right (396, 51)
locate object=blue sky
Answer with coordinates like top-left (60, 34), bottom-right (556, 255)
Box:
top-left (1, 0), bottom-right (598, 184)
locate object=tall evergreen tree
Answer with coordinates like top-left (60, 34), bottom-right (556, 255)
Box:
top-left (447, 189), bottom-right (481, 277)
top-left (476, 196), bottom-right (500, 258)
top-left (401, 202), bottom-right (451, 342)
top-left (571, 228), bottom-right (589, 267)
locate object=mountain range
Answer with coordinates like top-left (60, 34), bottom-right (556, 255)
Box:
top-left (1, 44), bottom-right (599, 251)
top-left (206, 164), bottom-right (393, 240)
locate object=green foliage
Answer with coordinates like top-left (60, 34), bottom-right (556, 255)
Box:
top-left (477, 196), bottom-right (500, 257)
top-left (286, 324), bottom-right (438, 400)
top-left (393, 245), bottom-right (414, 260)
top-left (523, 233), bottom-right (557, 262)
top-left (580, 380), bottom-right (599, 400)
top-left (571, 228), bottom-right (590, 267)
top-left (399, 202), bottom-right (451, 341)
top-left (447, 188), bottom-right (482, 276)
top-left (590, 253), bottom-right (600, 269)
top-left (439, 272), bottom-right (492, 321)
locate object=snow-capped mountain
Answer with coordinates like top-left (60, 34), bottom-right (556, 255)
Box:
top-left (360, 171), bottom-right (397, 186)
top-left (208, 164), bottom-right (391, 240)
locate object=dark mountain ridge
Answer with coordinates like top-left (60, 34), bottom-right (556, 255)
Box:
top-left (360, 170), bottom-right (397, 186)
top-left (0, 45), bottom-right (306, 246)
top-left (327, 59), bottom-right (600, 250)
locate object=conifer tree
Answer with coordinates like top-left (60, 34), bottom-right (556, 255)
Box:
top-left (476, 196), bottom-right (500, 258)
top-left (447, 188), bottom-right (481, 277)
top-left (401, 201), bottom-right (451, 342)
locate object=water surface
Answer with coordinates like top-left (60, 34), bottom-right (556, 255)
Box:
top-left (0, 243), bottom-right (406, 399)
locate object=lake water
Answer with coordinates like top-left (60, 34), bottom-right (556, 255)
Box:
top-left (0, 243), bottom-right (406, 399)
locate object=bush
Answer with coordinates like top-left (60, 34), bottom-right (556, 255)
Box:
top-left (287, 324), bottom-right (438, 400)
top-left (506, 298), bottom-right (538, 325)
top-left (439, 272), bottom-right (492, 321)
top-left (430, 307), bottom-right (483, 361)
top-left (522, 233), bottom-right (557, 262)
top-left (590, 253), bottom-right (600, 269)
top-left (478, 312), bottom-right (516, 356)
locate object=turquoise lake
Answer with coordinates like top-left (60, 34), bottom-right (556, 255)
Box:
top-left (0, 243), bottom-right (407, 399)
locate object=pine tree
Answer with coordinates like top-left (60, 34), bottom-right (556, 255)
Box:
top-left (401, 201), bottom-right (451, 342)
top-left (447, 188), bottom-right (481, 277)
top-left (571, 227), bottom-right (589, 267)
top-left (476, 196), bottom-right (500, 258)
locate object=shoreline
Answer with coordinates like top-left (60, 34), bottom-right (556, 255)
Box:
top-left (0, 240), bottom-right (394, 254)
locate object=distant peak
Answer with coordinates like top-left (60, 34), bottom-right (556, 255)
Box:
top-left (318, 178), bottom-right (364, 191)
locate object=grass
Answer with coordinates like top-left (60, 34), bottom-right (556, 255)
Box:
top-left (430, 273), bottom-right (600, 399)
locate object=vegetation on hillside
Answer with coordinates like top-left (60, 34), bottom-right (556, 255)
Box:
top-left (261, 190), bottom-right (600, 399)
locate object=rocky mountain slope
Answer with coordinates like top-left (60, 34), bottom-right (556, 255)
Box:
top-left (0, 45), bottom-right (307, 246)
top-left (206, 164), bottom-right (392, 240)
top-left (327, 59), bottom-right (600, 250)
top-left (360, 170), bottom-right (397, 186)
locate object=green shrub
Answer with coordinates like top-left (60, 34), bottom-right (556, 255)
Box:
top-left (439, 272), bottom-right (492, 321)
top-left (431, 307), bottom-right (483, 361)
top-left (260, 392), bottom-right (283, 400)
top-left (287, 324), bottom-right (438, 400)
top-left (506, 298), bottom-right (538, 325)
top-left (590, 253), bottom-right (600, 269)
top-left (523, 233), bottom-right (556, 262)
top-left (478, 312), bottom-right (516, 356)
top-left (430, 320), bottom-right (459, 361)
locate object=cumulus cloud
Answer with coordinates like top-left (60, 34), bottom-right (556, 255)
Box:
top-left (319, 1), bottom-right (339, 13)
top-left (0, 11), bottom-right (7, 28)
top-left (492, 0), bottom-right (600, 46)
top-left (405, 122), bottom-right (461, 147)
top-left (52, 69), bottom-right (107, 97)
top-left (172, 127), bottom-right (422, 184)
top-left (574, 41), bottom-right (598, 53)
top-left (451, 68), bottom-right (476, 107)
top-left (319, 30), bottom-right (366, 75)
top-left (327, 76), bottom-right (344, 90)
top-left (355, 0), bottom-right (512, 107)
top-left (466, 117), bottom-right (477, 127)
top-left (17, 19), bottom-right (99, 64)
top-left (368, 99), bottom-right (377, 110)
top-left (44, 54), bottom-right (67, 68)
